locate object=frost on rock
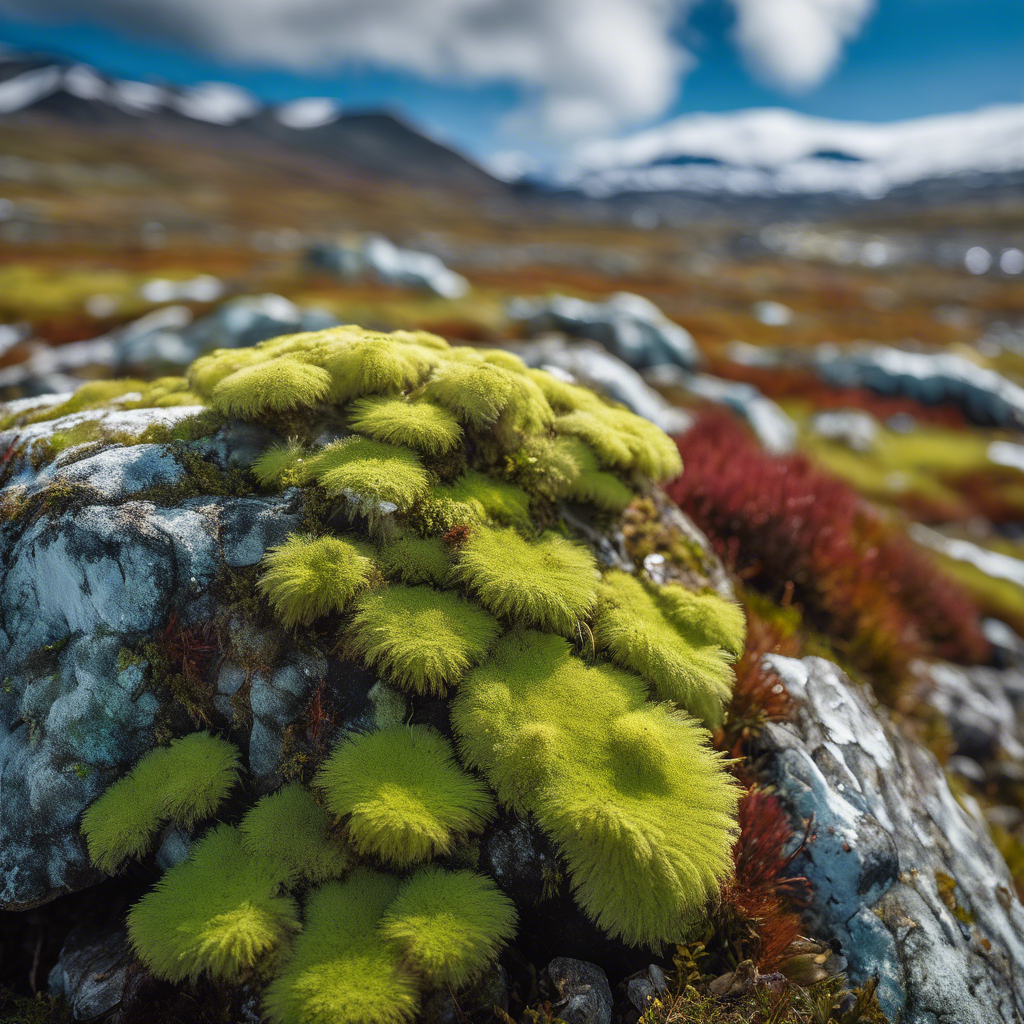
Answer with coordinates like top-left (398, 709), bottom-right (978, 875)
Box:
top-left (760, 655), bottom-right (1024, 1024)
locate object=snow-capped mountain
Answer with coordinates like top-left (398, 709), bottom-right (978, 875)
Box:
top-left (550, 105), bottom-right (1024, 201)
top-left (0, 50), bottom-right (504, 194)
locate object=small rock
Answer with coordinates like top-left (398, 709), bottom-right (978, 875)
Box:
top-left (47, 926), bottom-right (131, 1021)
top-left (543, 957), bottom-right (613, 1024)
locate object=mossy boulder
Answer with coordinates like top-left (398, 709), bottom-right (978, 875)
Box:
top-left (0, 326), bottom-right (745, 1020)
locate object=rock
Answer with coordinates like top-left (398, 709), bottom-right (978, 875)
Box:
top-left (308, 235), bottom-right (469, 299)
top-left (543, 958), bottom-right (613, 1024)
top-left (984, 618), bottom-right (1024, 668)
top-left (910, 524), bottom-right (1024, 590)
top-left (814, 344), bottom-right (1024, 430)
top-left (625, 964), bottom-right (670, 1011)
top-left (917, 660), bottom-right (1024, 762)
top-left (508, 292), bottom-right (701, 371)
top-left (808, 408), bottom-right (879, 452)
top-left (47, 926), bottom-right (131, 1021)
top-left (759, 655), bottom-right (1024, 1024)
top-left (0, 404), bottom-right (302, 908)
top-left (513, 338), bottom-right (693, 435)
top-left (648, 366), bottom-right (797, 453)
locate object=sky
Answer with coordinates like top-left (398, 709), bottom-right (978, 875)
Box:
top-left (0, 0), bottom-right (1021, 167)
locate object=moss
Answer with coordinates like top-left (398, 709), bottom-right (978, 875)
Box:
top-left (211, 359), bottom-right (332, 420)
top-left (128, 824), bottom-right (300, 984)
top-left (421, 361), bottom-right (521, 429)
top-left (346, 585), bottom-right (500, 695)
top-left (252, 439), bottom-right (312, 489)
top-left (315, 725), bottom-right (494, 867)
top-left (22, 379), bottom-right (149, 424)
top-left (621, 497), bottom-right (712, 576)
top-left (321, 335), bottom-right (436, 404)
top-left (453, 629), bottom-right (739, 947)
top-left (454, 526), bottom-right (599, 635)
top-left (348, 396), bottom-right (462, 455)
top-left (376, 532), bottom-right (451, 587)
top-left (935, 870), bottom-right (975, 925)
top-left (81, 733), bottom-right (241, 873)
top-left (239, 783), bottom-right (353, 886)
top-left (261, 870), bottom-right (419, 1024)
top-left (258, 534), bottom-right (374, 628)
top-left (420, 471), bottom-right (533, 533)
top-left (305, 438), bottom-right (429, 510)
top-left (592, 572), bottom-right (742, 727)
top-left (379, 866), bottom-right (518, 989)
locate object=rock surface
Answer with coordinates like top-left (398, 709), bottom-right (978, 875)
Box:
top-left (542, 957), bottom-right (613, 1024)
top-left (760, 654), bottom-right (1024, 1024)
top-left (0, 406), bottom-right (302, 909)
top-left (509, 292), bottom-right (701, 371)
top-left (47, 927), bottom-right (131, 1022)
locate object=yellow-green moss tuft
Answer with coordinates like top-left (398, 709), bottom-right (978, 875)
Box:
top-left (376, 532), bottom-right (451, 587)
top-left (305, 438), bottom-right (429, 510)
top-left (252, 439), bottom-right (311, 489)
top-left (348, 396), bottom-right (462, 455)
top-left (453, 526), bottom-right (599, 635)
top-left (347, 585), bottom-right (500, 694)
top-left (315, 726), bottom-right (494, 867)
top-left (211, 359), bottom-right (332, 419)
top-left (258, 533), bottom-right (374, 628)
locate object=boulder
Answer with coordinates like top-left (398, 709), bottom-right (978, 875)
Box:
top-left (759, 655), bottom-right (1024, 1024)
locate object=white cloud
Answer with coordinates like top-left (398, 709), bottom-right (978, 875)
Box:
top-left (728, 0), bottom-right (876, 91)
top-left (0, 0), bottom-right (878, 133)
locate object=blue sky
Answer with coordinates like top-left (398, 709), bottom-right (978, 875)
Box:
top-left (1, 0), bottom-right (1021, 164)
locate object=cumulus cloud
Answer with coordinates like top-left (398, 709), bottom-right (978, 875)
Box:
top-left (728, 0), bottom-right (877, 92)
top-left (0, 0), bottom-right (877, 132)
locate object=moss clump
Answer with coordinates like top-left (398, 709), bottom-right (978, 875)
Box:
top-left (453, 630), bottom-right (739, 947)
top-left (347, 585), bottom-right (500, 695)
top-left (348, 396), bottom-right (462, 455)
top-left (239, 784), bottom-right (353, 886)
top-left (380, 867), bottom-right (518, 989)
top-left (211, 359), bottom-right (332, 419)
top-left (376, 532), bottom-right (451, 587)
top-left (454, 526), bottom-right (599, 635)
top-left (421, 472), bottom-right (532, 533)
top-left (82, 732), bottom-right (240, 873)
top-left (258, 534), bottom-right (374, 628)
top-left (315, 725), bottom-right (494, 867)
top-left (305, 438), bottom-right (429, 510)
top-left (252, 439), bottom-right (311, 489)
top-left (421, 361), bottom-right (519, 428)
top-left (321, 335), bottom-right (437, 404)
top-left (593, 571), bottom-right (743, 727)
top-left (128, 824), bottom-right (300, 984)
top-left (261, 871), bottom-right (419, 1024)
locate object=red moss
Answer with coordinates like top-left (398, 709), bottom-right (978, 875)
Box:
top-left (442, 524), bottom-right (471, 548)
top-left (667, 410), bottom-right (989, 690)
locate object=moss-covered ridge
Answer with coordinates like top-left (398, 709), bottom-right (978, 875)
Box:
top-left (73, 326), bottom-right (746, 1023)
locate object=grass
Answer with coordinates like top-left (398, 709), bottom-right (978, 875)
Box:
top-left (453, 526), bottom-right (599, 635)
top-left (452, 629), bottom-right (739, 947)
top-left (593, 571), bottom-right (742, 727)
top-left (379, 867), bottom-right (518, 989)
top-left (348, 396), bottom-right (462, 455)
top-left (128, 824), bottom-right (300, 984)
top-left (315, 725), bottom-right (494, 867)
top-left (346, 585), bottom-right (500, 694)
top-left (305, 438), bottom-right (429, 509)
top-left (258, 533), bottom-right (374, 628)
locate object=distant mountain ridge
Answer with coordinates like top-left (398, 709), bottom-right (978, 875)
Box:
top-left (548, 105), bottom-right (1024, 201)
top-left (0, 49), bottom-right (505, 195)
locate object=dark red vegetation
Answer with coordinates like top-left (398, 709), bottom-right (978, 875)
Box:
top-left (718, 787), bottom-right (812, 973)
top-left (667, 410), bottom-right (989, 692)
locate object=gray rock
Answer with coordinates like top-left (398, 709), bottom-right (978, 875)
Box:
top-left (910, 524), bottom-right (1024, 590)
top-left (509, 292), bottom-right (700, 370)
top-left (814, 344), bottom-right (1024, 430)
top-left (984, 618), bottom-right (1024, 668)
top-left (760, 655), bottom-right (1024, 1024)
top-left (308, 236), bottom-right (469, 299)
top-left (25, 444), bottom-right (184, 501)
top-left (514, 337), bottom-right (692, 435)
top-left (543, 958), bottom-right (613, 1024)
top-left (918, 660), bottom-right (1024, 762)
top-left (47, 926), bottom-right (131, 1021)
top-left (808, 408), bottom-right (879, 452)
top-left (647, 364), bottom-right (797, 453)
top-left (0, 407), bottom-right (304, 907)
